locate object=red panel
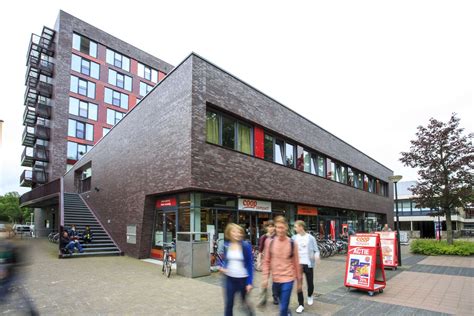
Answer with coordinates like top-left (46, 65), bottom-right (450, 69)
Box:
top-left (156, 197), bottom-right (177, 208)
top-left (158, 71), bottom-right (166, 81)
top-left (254, 126), bottom-right (264, 159)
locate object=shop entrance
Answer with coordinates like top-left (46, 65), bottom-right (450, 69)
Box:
top-left (238, 212), bottom-right (272, 246)
top-left (151, 210), bottom-right (177, 259)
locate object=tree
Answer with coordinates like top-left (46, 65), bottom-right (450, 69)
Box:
top-left (0, 192), bottom-right (32, 223)
top-left (400, 114), bottom-right (473, 245)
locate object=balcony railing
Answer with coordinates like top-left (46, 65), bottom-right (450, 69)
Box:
top-left (21, 145), bottom-right (49, 167)
top-left (20, 168), bottom-right (49, 188)
top-left (25, 69), bottom-right (53, 98)
top-left (27, 56), bottom-right (54, 77)
top-left (20, 177), bottom-right (60, 206)
top-left (27, 31), bottom-right (55, 59)
top-left (21, 125), bottom-right (50, 147)
top-left (23, 106), bottom-right (37, 127)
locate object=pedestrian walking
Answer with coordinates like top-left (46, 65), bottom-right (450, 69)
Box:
top-left (261, 216), bottom-right (302, 316)
top-left (220, 223), bottom-right (254, 316)
top-left (292, 220), bottom-right (320, 314)
top-left (256, 220), bottom-right (279, 306)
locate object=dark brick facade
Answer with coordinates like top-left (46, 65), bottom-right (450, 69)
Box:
top-left (64, 53), bottom-right (394, 258)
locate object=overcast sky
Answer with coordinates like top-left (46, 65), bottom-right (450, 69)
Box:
top-left (0, 0), bottom-right (473, 195)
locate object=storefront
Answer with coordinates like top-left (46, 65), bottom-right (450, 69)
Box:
top-left (150, 191), bottom-right (387, 259)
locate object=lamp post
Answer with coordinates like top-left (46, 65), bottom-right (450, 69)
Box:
top-left (388, 175), bottom-right (403, 266)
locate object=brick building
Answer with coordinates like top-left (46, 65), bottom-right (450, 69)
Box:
top-left (21, 12), bottom-right (394, 259)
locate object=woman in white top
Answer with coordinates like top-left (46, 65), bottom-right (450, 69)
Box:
top-left (292, 220), bottom-right (320, 314)
top-left (220, 223), bottom-right (254, 316)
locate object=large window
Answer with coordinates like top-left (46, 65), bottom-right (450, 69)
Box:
top-left (71, 54), bottom-right (99, 79)
top-left (326, 158), bottom-right (335, 180)
top-left (335, 163), bottom-right (347, 184)
top-left (106, 49), bottom-right (130, 72)
top-left (139, 81), bottom-right (153, 97)
top-left (69, 97), bottom-right (97, 121)
top-left (102, 127), bottom-right (110, 137)
top-left (106, 108), bottom-right (124, 125)
top-left (285, 143), bottom-right (295, 167)
top-left (68, 119), bottom-right (94, 141)
top-left (274, 139), bottom-right (285, 165)
top-left (137, 62), bottom-right (158, 83)
top-left (205, 110), bottom-right (253, 155)
top-left (264, 134), bottom-right (274, 162)
top-left (67, 141), bottom-right (92, 160)
top-left (108, 69), bottom-right (132, 91)
top-left (70, 76), bottom-right (95, 99)
top-left (72, 34), bottom-right (97, 58)
top-left (104, 87), bottom-right (129, 109)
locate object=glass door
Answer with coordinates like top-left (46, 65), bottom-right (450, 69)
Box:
top-left (151, 211), bottom-right (177, 259)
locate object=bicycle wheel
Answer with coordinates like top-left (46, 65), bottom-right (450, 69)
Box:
top-left (162, 258), bottom-right (166, 274)
top-left (165, 258), bottom-right (172, 278)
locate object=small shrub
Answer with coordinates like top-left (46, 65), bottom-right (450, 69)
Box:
top-left (410, 239), bottom-right (474, 256)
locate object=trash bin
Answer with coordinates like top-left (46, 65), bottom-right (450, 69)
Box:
top-left (176, 232), bottom-right (210, 278)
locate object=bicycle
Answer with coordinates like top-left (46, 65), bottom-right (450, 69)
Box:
top-left (162, 242), bottom-right (175, 278)
top-left (211, 239), bottom-right (224, 272)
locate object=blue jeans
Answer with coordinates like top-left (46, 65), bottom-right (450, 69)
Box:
top-left (224, 276), bottom-right (247, 316)
top-left (66, 241), bottom-right (83, 253)
top-left (273, 281), bottom-right (294, 316)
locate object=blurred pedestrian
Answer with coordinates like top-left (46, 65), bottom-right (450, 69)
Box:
top-left (261, 216), bottom-right (302, 316)
top-left (220, 223), bottom-right (254, 316)
top-left (292, 220), bottom-right (320, 314)
top-left (0, 230), bottom-right (38, 315)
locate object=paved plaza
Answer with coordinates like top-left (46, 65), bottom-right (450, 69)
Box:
top-left (2, 238), bottom-right (473, 315)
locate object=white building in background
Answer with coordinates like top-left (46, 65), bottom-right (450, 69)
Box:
top-left (395, 181), bottom-right (474, 238)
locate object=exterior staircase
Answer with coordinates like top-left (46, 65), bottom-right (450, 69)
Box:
top-left (62, 193), bottom-right (121, 257)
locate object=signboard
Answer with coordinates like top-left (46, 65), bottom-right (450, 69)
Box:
top-left (377, 232), bottom-right (398, 268)
top-left (345, 233), bottom-right (386, 294)
top-left (330, 220), bottom-right (336, 240)
top-left (297, 205), bottom-right (318, 216)
top-left (156, 197), bottom-right (177, 208)
top-left (435, 221), bottom-right (442, 240)
top-left (399, 231), bottom-right (409, 244)
top-left (238, 198), bottom-right (271, 212)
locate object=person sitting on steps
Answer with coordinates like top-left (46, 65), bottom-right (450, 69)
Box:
top-left (60, 230), bottom-right (84, 254)
top-left (82, 226), bottom-right (93, 244)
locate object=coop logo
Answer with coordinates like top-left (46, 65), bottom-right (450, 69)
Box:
top-left (350, 234), bottom-right (377, 247)
top-left (243, 199), bottom-right (257, 208)
top-left (356, 237), bottom-right (370, 243)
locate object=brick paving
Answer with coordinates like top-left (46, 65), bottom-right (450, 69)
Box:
top-left (418, 256), bottom-right (474, 269)
top-left (1, 239), bottom-right (473, 315)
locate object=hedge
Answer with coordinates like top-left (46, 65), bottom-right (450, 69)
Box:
top-left (411, 239), bottom-right (474, 256)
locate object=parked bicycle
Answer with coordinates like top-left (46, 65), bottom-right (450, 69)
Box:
top-left (162, 242), bottom-right (175, 278)
top-left (48, 231), bottom-right (59, 244)
top-left (211, 238), bottom-right (224, 272)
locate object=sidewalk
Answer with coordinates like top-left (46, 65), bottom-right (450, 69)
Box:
top-left (2, 239), bottom-right (473, 315)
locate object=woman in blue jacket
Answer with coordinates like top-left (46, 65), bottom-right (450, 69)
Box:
top-left (220, 223), bottom-right (254, 316)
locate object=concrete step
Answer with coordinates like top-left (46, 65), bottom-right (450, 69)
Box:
top-left (61, 251), bottom-right (121, 258)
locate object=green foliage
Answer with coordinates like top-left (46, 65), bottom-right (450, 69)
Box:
top-left (411, 239), bottom-right (474, 256)
top-left (0, 192), bottom-right (31, 223)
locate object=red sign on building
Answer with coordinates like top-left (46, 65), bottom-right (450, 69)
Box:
top-left (156, 197), bottom-right (177, 208)
top-left (297, 205), bottom-right (318, 216)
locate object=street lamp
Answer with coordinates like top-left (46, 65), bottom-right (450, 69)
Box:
top-left (388, 175), bottom-right (403, 266)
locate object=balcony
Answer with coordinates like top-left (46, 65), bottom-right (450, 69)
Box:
top-left (24, 89), bottom-right (52, 118)
top-left (26, 28), bottom-right (56, 59)
top-left (27, 55), bottom-right (54, 77)
top-left (22, 125), bottom-right (50, 147)
top-left (23, 106), bottom-right (37, 127)
top-left (25, 68), bottom-right (53, 98)
top-left (20, 178), bottom-right (60, 207)
top-left (20, 168), bottom-right (49, 188)
top-left (21, 145), bottom-right (49, 167)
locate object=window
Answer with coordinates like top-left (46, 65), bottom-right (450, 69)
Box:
top-left (222, 116), bottom-right (236, 149)
top-left (104, 88), bottom-right (129, 109)
top-left (67, 141), bottom-right (93, 160)
top-left (237, 123), bottom-right (252, 155)
top-left (348, 167), bottom-right (354, 186)
top-left (106, 108), bottom-right (124, 125)
top-left (310, 154), bottom-right (318, 175)
top-left (70, 76), bottom-right (95, 99)
top-left (106, 49), bottom-right (130, 72)
top-left (317, 155), bottom-right (325, 177)
top-left (68, 119), bottom-right (94, 141)
top-left (137, 62), bottom-right (158, 83)
top-left (102, 127), bottom-right (110, 137)
top-left (368, 176), bottom-right (376, 193)
top-left (335, 163), bottom-right (347, 184)
top-left (363, 174), bottom-right (369, 191)
top-left (71, 54), bottom-right (99, 79)
top-left (285, 143), bottom-right (295, 167)
top-left (303, 150), bottom-right (311, 173)
top-left (264, 134), bottom-right (274, 162)
top-left (274, 139), bottom-right (285, 165)
top-left (139, 82), bottom-right (153, 96)
top-left (72, 34), bottom-right (97, 58)
top-left (326, 158), bottom-right (335, 180)
top-left (108, 69), bottom-right (132, 91)
top-left (205, 110), bottom-right (254, 155)
top-left (69, 97), bottom-right (98, 121)
top-left (206, 111), bottom-right (219, 144)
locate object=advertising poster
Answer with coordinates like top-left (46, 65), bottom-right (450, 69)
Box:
top-left (345, 247), bottom-right (372, 287)
top-left (380, 238), bottom-right (394, 266)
